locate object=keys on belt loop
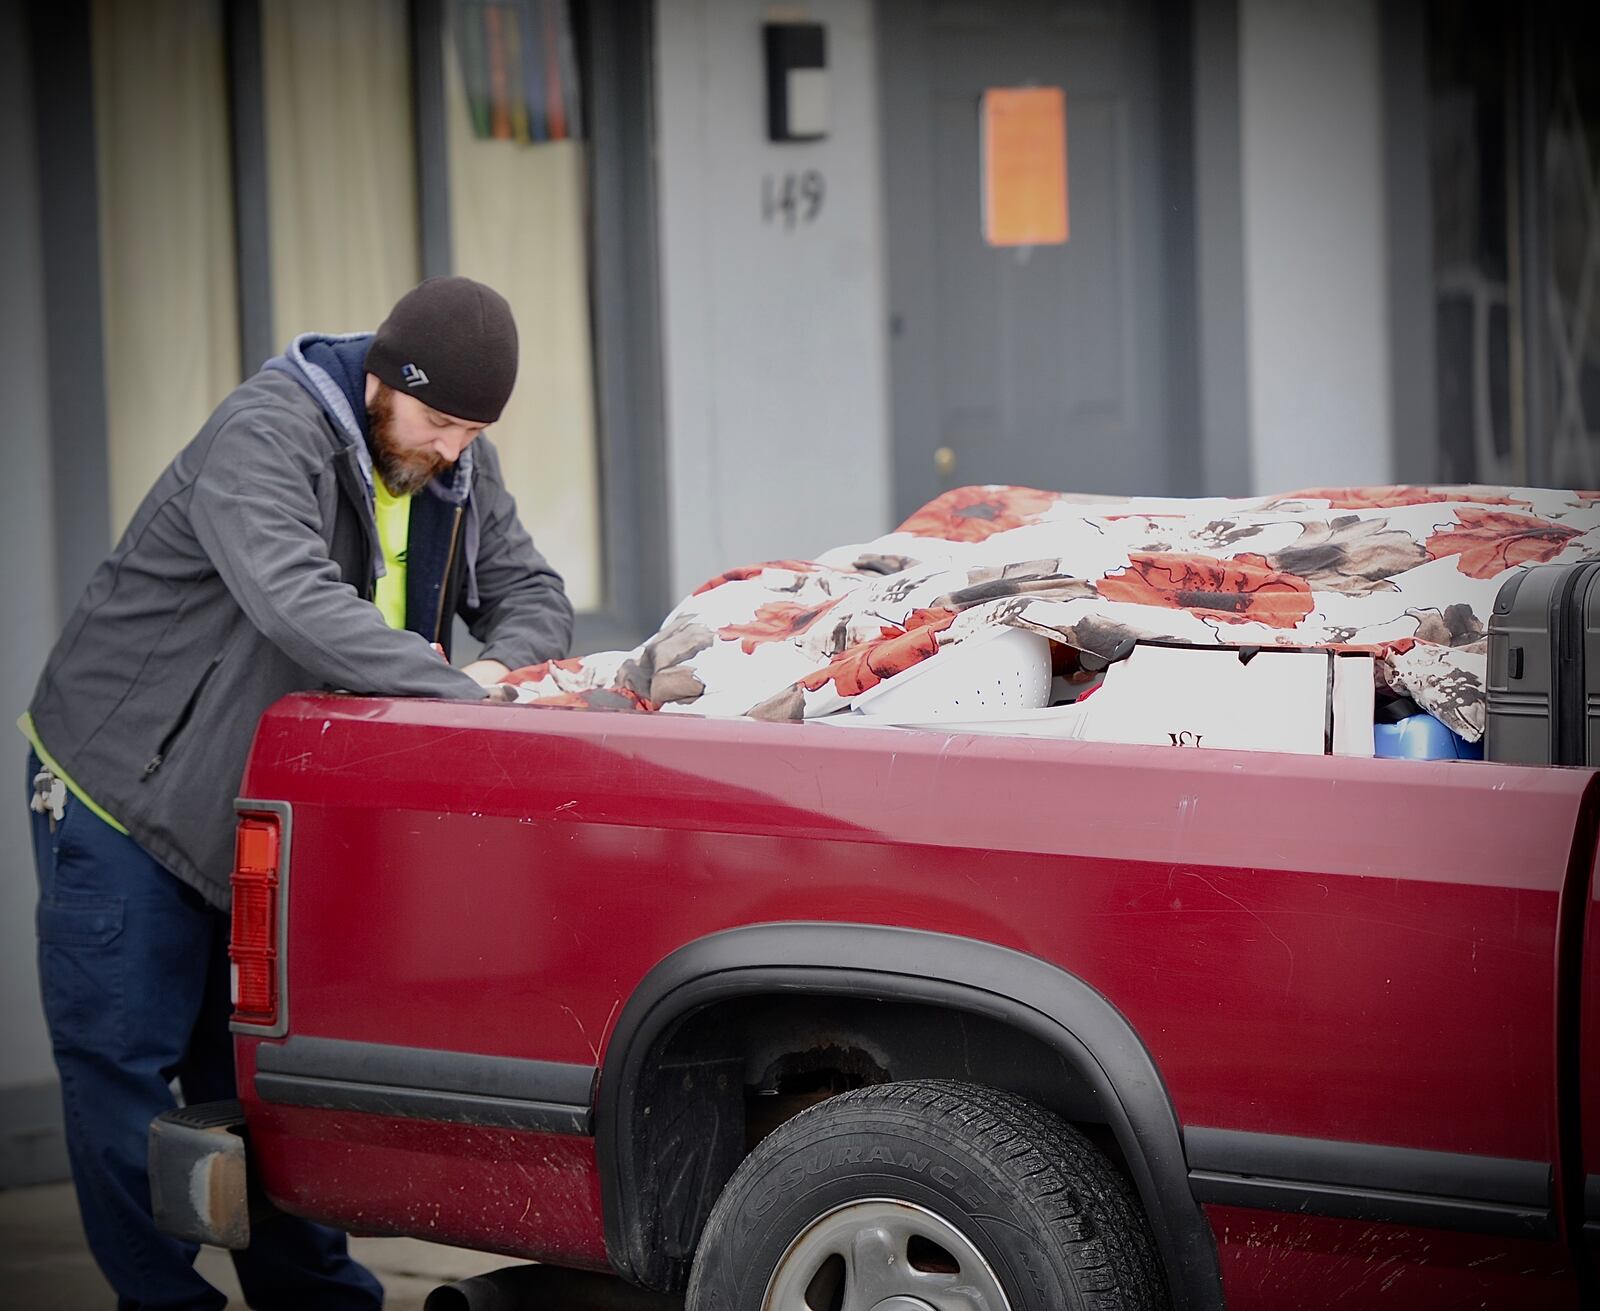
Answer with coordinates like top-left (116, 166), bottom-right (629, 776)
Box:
top-left (31, 766), bottom-right (67, 831)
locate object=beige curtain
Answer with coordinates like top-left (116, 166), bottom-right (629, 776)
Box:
top-left (93, 0), bottom-right (239, 540)
top-left (446, 24), bottom-right (602, 611)
top-left (263, 0), bottom-right (420, 338)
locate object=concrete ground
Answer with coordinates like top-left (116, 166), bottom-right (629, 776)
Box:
top-left (0, 1180), bottom-right (525, 1309)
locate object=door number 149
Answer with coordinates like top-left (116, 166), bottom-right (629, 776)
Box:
top-left (762, 171), bottom-right (825, 229)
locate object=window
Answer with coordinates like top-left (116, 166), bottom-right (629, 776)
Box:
top-left (93, 0), bottom-right (238, 537)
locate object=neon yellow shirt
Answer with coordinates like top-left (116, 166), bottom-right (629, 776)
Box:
top-left (373, 479), bottom-right (412, 631)
top-left (18, 712), bottom-right (130, 834)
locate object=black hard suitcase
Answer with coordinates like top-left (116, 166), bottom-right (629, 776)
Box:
top-left (1485, 561), bottom-right (1600, 766)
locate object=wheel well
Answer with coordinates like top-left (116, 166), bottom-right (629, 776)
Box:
top-left (595, 925), bottom-right (1223, 1310)
top-left (623, 992), bottom-right (1133, 1292)
top-left (733, 994), bottom-right (1112, 1145)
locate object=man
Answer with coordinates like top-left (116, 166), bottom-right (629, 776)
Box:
top-left (22, 276), bottom-right (573, 1310)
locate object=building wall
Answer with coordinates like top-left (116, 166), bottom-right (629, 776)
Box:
top-left (1191, 0), bottom-right (1254, 496)
top-left (0, 0), bottom-right (68, 1185)
top-left (1238, 0), bottom-right (1394, 494)
top-left (651, 0), bottom-right (1404, 582)
top-left (654, 0), bottom-right (892, 598)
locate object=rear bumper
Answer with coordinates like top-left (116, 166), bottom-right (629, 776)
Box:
top-left (149, 1099), bottom-right (266, 1249)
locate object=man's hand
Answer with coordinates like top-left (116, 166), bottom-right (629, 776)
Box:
top-left (460, 658), bottom-right (511, 687)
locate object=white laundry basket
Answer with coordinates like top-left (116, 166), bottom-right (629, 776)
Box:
top-left (852, 624), bottom-right (1053, 721)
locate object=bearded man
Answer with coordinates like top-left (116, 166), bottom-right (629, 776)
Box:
top-left (22, 276), bottom-right (571, 1310)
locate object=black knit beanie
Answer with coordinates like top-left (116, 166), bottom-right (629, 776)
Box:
top-left (366, 276), bottom-right (519, 424)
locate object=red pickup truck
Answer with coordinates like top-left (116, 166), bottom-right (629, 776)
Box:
top-left (151, 691), bottom-right (1600, 1310)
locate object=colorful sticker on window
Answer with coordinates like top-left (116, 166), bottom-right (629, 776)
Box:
top-left (453, 0), bottom-right (582, 143)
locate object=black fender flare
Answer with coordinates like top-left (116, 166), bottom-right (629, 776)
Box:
top-left (596, 922), bottom-right (1223, 1309)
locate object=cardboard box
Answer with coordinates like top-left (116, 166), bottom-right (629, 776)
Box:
top-left (1079, 643), bottom-right (1375, 756)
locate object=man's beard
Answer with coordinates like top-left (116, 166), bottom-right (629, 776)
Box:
top-left (368, 385), bottom-right (450, 496)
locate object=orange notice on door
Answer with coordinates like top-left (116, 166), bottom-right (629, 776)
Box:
top-left (981, 87), bottom-right (1068, 247)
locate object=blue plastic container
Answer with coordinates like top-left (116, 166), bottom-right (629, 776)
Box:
top-left (1373, 713), bottom-right (1483, 760)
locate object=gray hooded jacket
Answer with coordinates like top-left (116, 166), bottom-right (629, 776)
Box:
top-left (28, 337), bottom-right (573, 909)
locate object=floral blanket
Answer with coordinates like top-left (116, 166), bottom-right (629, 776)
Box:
top-left (504, 485), bottom-right (1600, 741)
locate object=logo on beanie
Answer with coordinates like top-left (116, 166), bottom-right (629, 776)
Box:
top-left (401, 362), bottom-right (430, 388)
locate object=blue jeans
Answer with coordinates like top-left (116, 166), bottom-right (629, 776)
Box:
top-left (28, 751), bottom-right (385, 1311)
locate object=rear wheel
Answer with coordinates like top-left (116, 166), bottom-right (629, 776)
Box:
top-left (686, 1079), bottom-right (1168, 1311)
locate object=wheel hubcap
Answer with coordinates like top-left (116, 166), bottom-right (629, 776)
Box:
top-left (760, 1198), bottom-right (1013, 1311)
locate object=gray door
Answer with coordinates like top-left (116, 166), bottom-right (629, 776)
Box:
top-left (879, 0), bottom-right (1187, 519)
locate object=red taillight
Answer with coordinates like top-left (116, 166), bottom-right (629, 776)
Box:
top-left (230, 814), bottom-right (281, 1028)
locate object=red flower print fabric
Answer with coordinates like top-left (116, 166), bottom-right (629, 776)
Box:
top-left (1274, 486), bottom-right (1528, 511)
top-left (500, 484), bottom-right (1600, 742)
top-left (897, 486), bottom-right (1060, 542)
top-left (719, 598), bottom-right (842, 654)
top-left (799, 608), bottom-right (958, 699)
top-left (1424, 509), bottom-right (1580, 578)
top-left (693, 560), bottom-right (819, 596)
top-left (1097, 553), bottom-right (1315, 629)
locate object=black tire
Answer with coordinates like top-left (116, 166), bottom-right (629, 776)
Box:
top-left (686, 1079), bottom-right (1168, 1311)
